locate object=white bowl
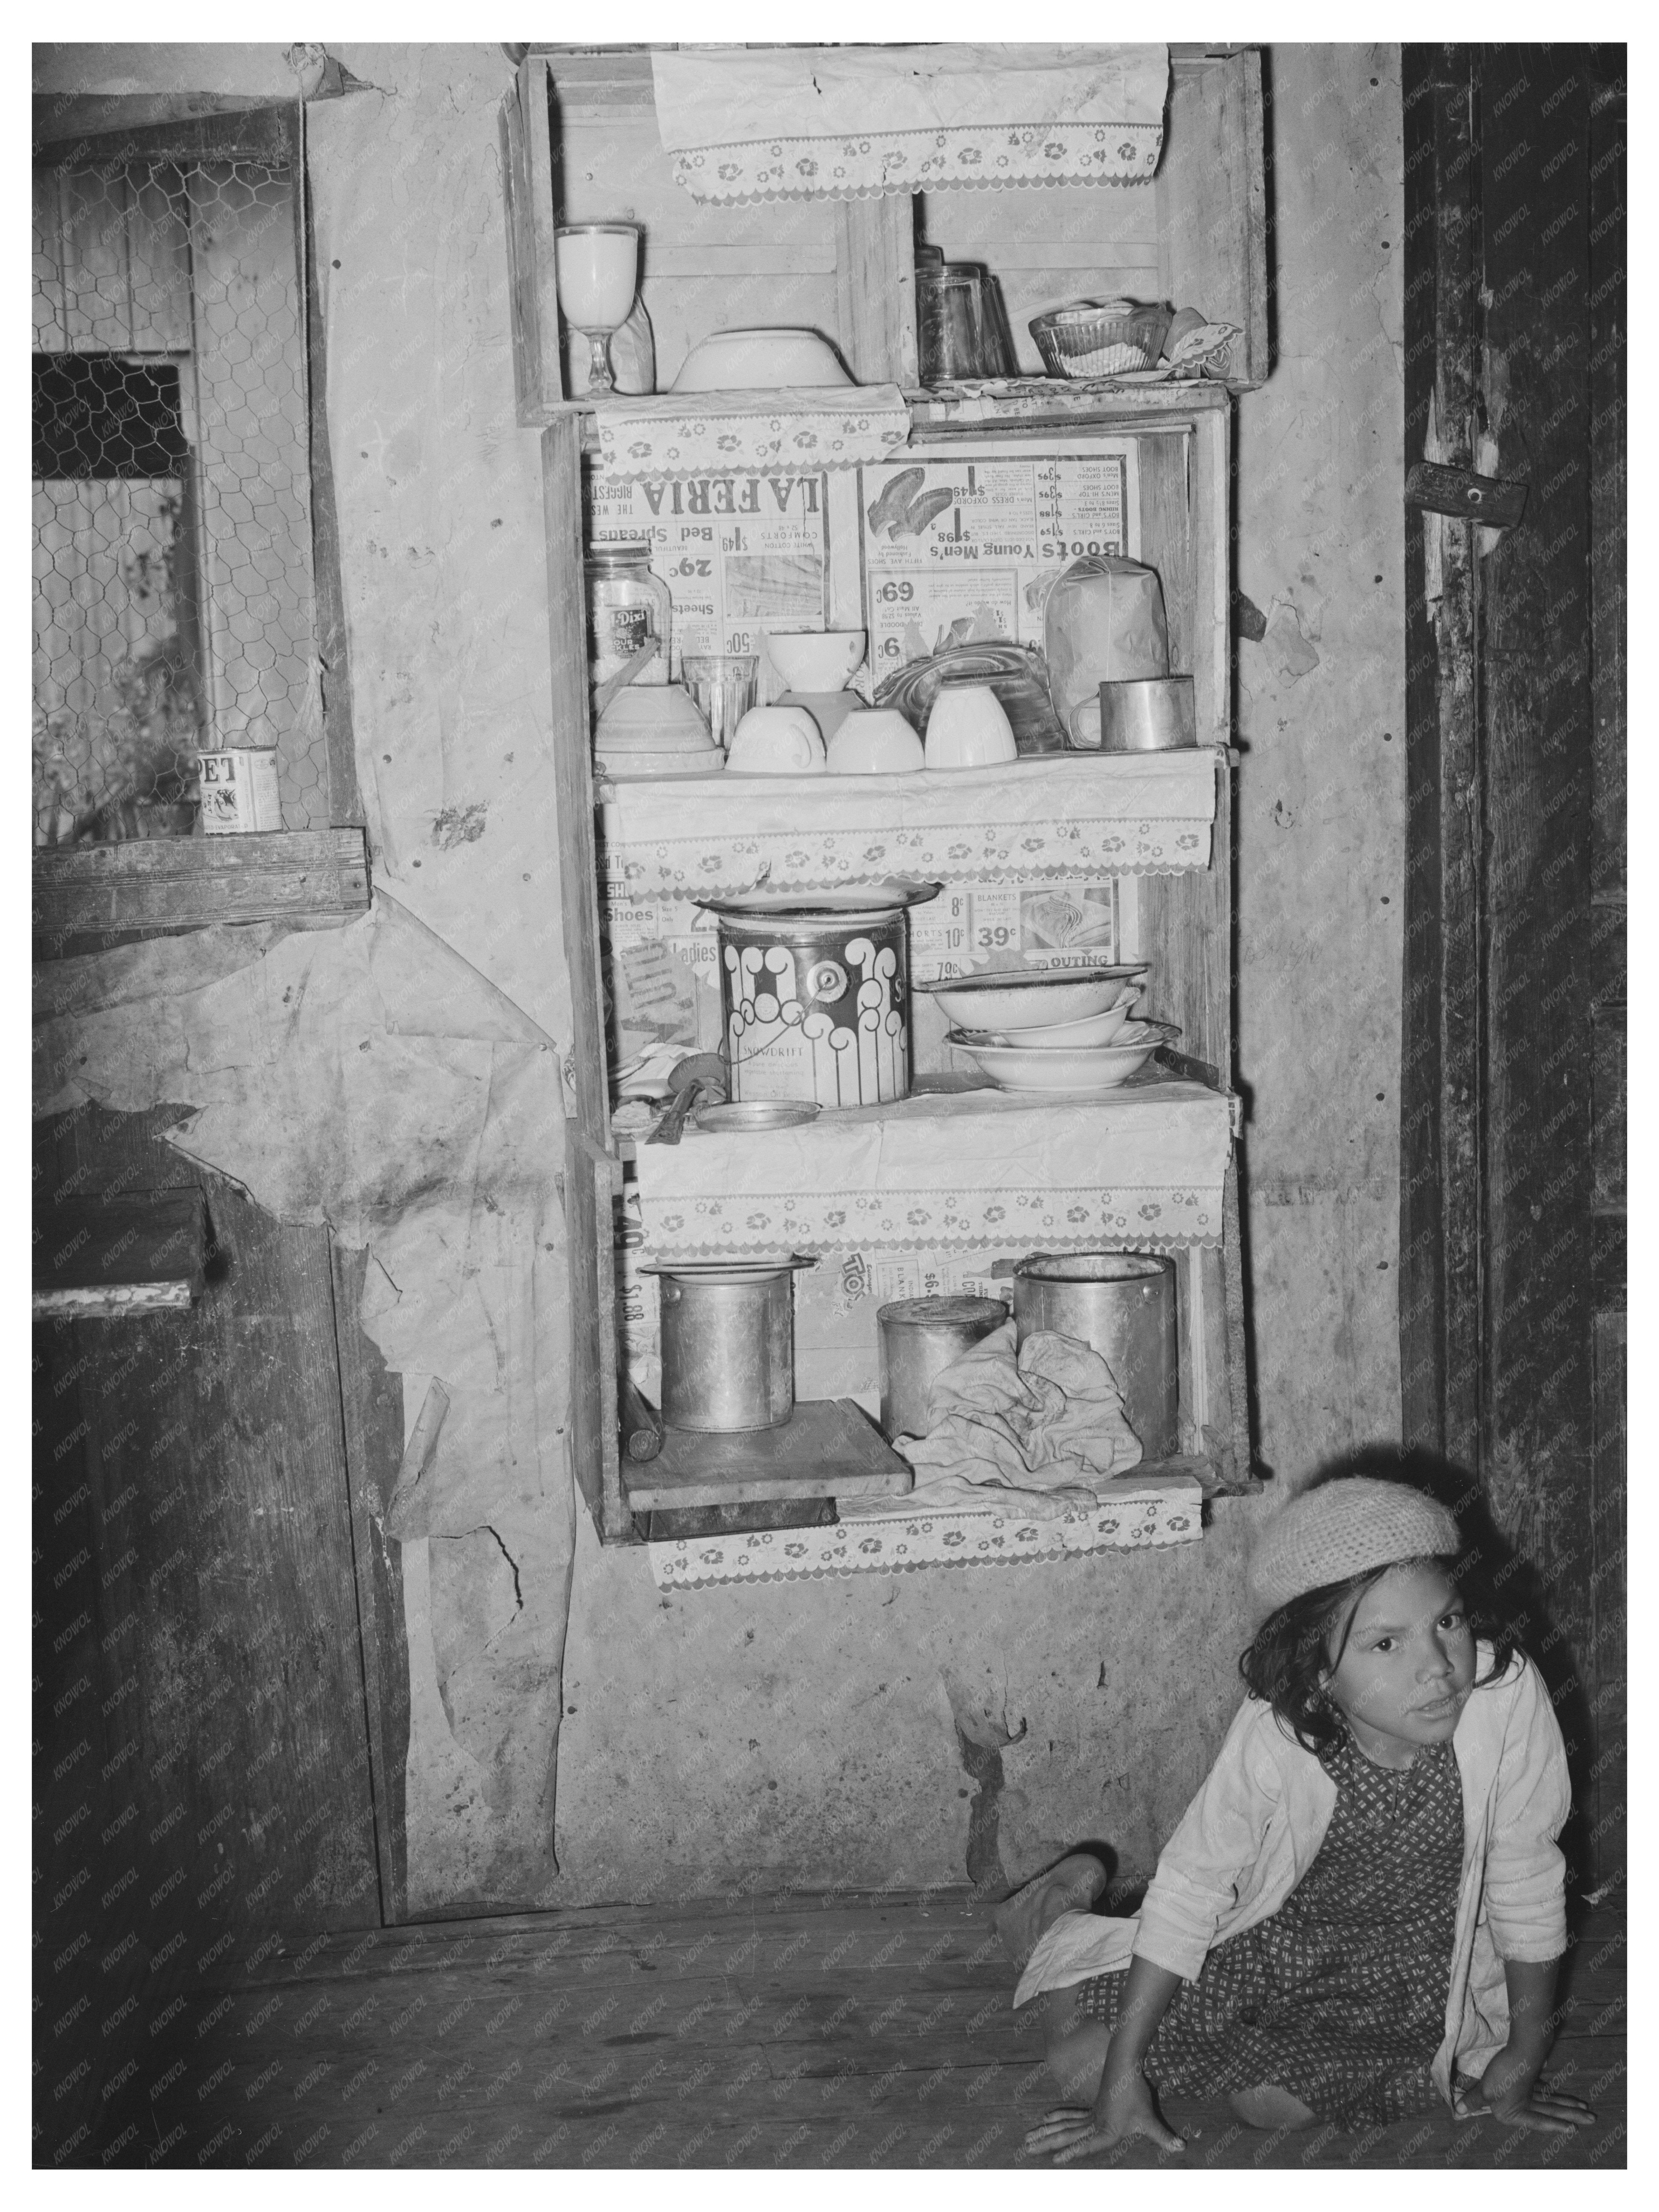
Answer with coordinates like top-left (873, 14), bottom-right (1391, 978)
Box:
top-left (766, 630), bottom-right (867, 691)
top-left (916, 966), bottom-right (1148, 1030)
top-left (947, 1024), bottom-right (1172, 1095)
top-left (672, 328), bottom-right (852, 393)
top-left (975, 998), bottom-right (1139, 1048)
top-left (597, 749), bottom-right (723, 781)
top-left (594, 683), bottom-right (715, 753)
top-left (725, 704), bottom-right (826, 774)
top-left (925, 683), bottom-right (1018, 769)
top-left (827, 709), bottom-right (925, 774)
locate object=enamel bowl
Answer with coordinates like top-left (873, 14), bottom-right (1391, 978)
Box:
top-left (827, 709), bottom-right (926, 774)
top-left (766, 630), bottom-right (867, 692)
top-left (924, 682), bottom-right (1018, 769)
top-left (947, 1018), bottom-right (1178, 1095)
top-left (916, 965), bottom-right (1147, 1030)
top-left (972, 997), bottom-right (1140, 1049)
top-left (725, 704), bottom-right (826, 773)
top-left (672, 327), bottom-right (852, 393)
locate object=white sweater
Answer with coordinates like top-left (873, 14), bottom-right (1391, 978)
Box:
top-left (1012, 1648), bottom-right (1570, 2106)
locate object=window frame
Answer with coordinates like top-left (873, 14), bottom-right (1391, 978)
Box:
top-left (31, 98), bottom-right (367, 958)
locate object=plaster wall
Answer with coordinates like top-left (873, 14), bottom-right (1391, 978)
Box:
top-left (1234, 47), bottom-right (1407, 1481)
top-left (34, 41), bottom-right (1405, 1910)
top-left (546, 45), bottom-right (1407, 1903)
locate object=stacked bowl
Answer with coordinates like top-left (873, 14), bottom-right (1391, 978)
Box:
top-left (918, 965), bottom-right (1177, 1096)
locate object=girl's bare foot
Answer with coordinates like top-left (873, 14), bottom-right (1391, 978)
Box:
top-left (992, 1853), bottom-right (1108, 1968)
top-left (1229, 2082), bottom-right (1316, 2130)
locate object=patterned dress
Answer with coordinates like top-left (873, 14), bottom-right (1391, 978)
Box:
top-left (1073, 1728), bottom-right (1466, 2126)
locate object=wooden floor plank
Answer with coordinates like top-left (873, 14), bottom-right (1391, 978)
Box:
top-left (68, 1889), bottom-right (1626, 2170)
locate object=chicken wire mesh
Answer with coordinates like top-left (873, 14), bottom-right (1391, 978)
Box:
top-left (32, 156), bottom-right (326, 843)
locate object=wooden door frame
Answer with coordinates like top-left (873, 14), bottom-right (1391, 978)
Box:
top-left (1400, 43), bottom-right (1625, 1880)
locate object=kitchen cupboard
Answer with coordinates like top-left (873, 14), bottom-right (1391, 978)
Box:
top-left (504, 47), bottom-right (1266, 1542)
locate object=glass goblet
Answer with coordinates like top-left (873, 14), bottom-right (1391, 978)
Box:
top-left (554, 223), bottom-right (641, 396)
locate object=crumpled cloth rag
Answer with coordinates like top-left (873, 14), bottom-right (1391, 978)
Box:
top-left (870, 1318), bottom-right (1144, 1518)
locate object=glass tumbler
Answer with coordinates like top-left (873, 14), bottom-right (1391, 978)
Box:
top-left (682, 653), bottom-right (759, 751)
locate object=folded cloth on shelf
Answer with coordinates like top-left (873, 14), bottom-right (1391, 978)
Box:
top-left (651, 44), bottom-right (1169, 205)
top-left (630, 1082), bottom-right (1232, 1259)
top-left (859, 1320), bottom-right (1143, 1519)
top-left (592, 386), bottom-right (911, 480)
top-left (599, 749), bottom-right (1220, 896)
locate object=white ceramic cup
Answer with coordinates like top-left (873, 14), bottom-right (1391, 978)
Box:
top-left (726, 704), bottom-right (827, 774)
top-left (923, 683), bottom-right (1019, 769)
top-left (826, 709), bottom-right (926, 774)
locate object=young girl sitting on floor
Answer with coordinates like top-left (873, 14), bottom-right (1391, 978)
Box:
top-left (995, 1476), bottom-right (1597, 2159)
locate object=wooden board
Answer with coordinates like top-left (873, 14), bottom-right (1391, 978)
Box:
top-left (60, 1886), bottom-right (1625, 2168)
top-left (1478, 45), bottom-right (1597, 1702)
top-left (541, 415), bottom-right (610, 1144)
top-left (32, 827), bottom-right (369, 949)
top-left (1159, 49), bottom-right (1269, 389)
top-left (328, 1243), bottom-right (412, 1925)
top-left (621, 1396), bottom-right (913, 1511)
top-left (1399, 45), bottom-right (1482, 1469)
top-left (33, 1105), bottom-right (381, 2154)
top-left (32, 1187), bottom-right (206, 1316)
top-left (564, 1123), bottom-right (626, 1541)
top-left (503, 59), bottom-right (565, 423)
top-left (835, 193), bottom-right (917, 387)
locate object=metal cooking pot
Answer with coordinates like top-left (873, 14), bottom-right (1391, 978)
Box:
top-left (645, 1258), bottom-right (813, 1433)
top-left (1010, 1251), bottom-right (1178, 1458)
top-left (877, 1294), bottom-right (1008, 1441)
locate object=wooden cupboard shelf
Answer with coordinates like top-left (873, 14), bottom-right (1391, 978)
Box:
top-left (503, 47), bottom-right (1267, 418)
top-left (510, 47), bottom-right (1264, 1541)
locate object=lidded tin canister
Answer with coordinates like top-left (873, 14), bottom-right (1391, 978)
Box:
top-left (877, 1294), bottom-right (1008, 1441)
top-left (717, 907), bottom-right (911, 1109)
top-left (1010, 1251), bottom-right (1178, 1458)
top-left (644, 1258), bottom-right (812, 1433)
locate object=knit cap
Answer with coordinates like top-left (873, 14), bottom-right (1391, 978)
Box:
top-left (1248, 1477), bottom-right (1461, 1620)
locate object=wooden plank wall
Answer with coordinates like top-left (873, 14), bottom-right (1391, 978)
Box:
top-left (1400, 47), bottom-right (1482, 1470)
top-left (1585, 51), bottom-right (1626, 1884)
top-left (34, 1107), bottom-right (384, 2151)
top-left (1401, 45), bottom-right (1626, 1882)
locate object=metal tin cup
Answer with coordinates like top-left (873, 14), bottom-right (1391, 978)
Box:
top-left (1010, 1251), bottom-right (1178, 1458)
top-left (647, 1259), bottom-right (809, 1432)
top-left (718, 907), bottom-right (912, 1108)
top-left (877, 1295), bottom-right (1008, 1441)
top-left (1097, 676), bottom-right (1198, 753)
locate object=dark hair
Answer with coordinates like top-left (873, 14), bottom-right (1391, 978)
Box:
top-left (1239, 1549), bottom-right (1519, 1755)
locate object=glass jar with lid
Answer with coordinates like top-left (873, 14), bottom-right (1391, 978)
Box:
top-left (585, 542), bottom-right (671, 688)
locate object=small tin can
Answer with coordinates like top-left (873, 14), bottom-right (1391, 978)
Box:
top-left (199, 747), bottom-right (282, 833)
top-left (877, 1294), bottom-right (1008, 1441)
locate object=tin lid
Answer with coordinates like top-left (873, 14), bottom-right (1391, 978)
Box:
top-left (877, 1295), bottom-right (1008, 1329)
top-left (586, 542), bottom-right (652, 569)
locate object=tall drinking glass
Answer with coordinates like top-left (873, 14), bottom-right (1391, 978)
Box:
top-left (555, 223), bottom-right (641, 395)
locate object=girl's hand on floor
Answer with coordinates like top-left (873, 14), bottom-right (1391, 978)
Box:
top-left (1487, 2082), bottom-right (1597, 2134)
top-left (1023, 2075), bottom-right (1185, 2164)
top-left (1466, 2059), bottom-right (1596, 2133)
